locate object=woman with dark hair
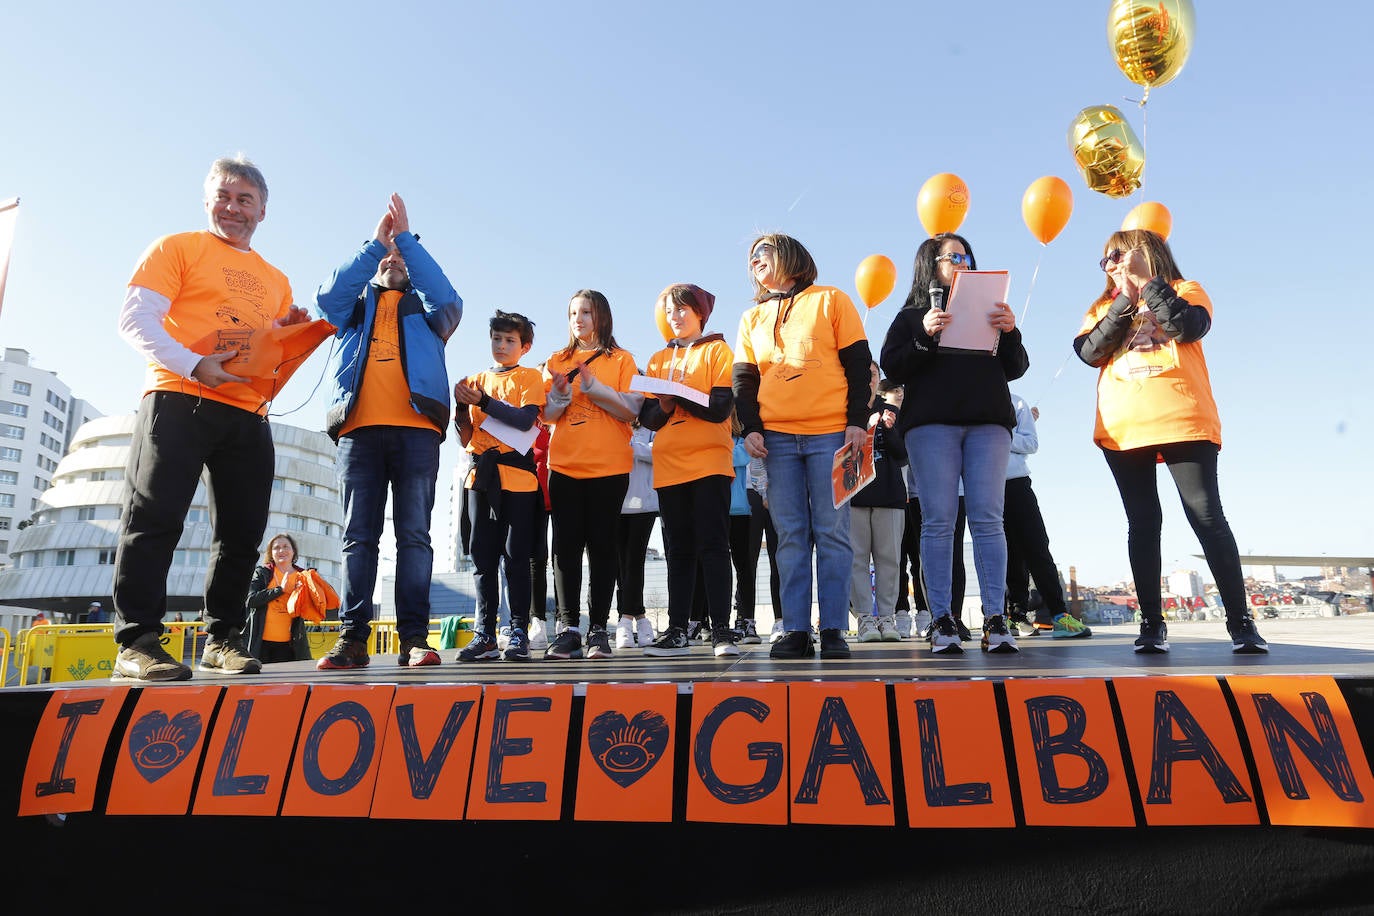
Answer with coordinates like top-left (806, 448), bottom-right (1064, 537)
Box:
top-left (245, 533), bottom-right (312, 663)
top-left (1075, 228), bottom-right (1266, 654)
top-left (733, 234), bottom-right (872, 660)
top-left (880, 232), bottom-right (1027, 655)
top-left (542, 289), bottom-right (641, 660)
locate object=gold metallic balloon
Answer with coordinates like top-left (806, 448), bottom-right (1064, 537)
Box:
top-left (1067, 105), bottom-right (1145, 198)
top-left (1108, 0), bottom-right (1196, 96)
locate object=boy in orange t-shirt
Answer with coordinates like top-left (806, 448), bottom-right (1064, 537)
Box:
top-left (454, 311), bottom-right (545, 662)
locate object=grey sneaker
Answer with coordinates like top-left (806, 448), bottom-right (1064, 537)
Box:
top-left (112, 632), bottom-right (192, 682)
top-left (876, 614), bottom-right (901, 642)
top-left (199, 632), bottom-right (262, 674)
top-left (856, 615), bottom-right (881, 643)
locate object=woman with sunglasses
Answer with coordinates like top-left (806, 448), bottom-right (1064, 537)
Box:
top-left (880, 232), bottom-right (1027, 655)
top-left (733, 234), bottom-right (872, 660)
top-left (1075, 229), bottom-right (1267, 654)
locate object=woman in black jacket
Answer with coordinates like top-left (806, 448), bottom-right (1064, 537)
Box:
top-left (245, 533), bottom-right (311, 663)
top-left (880, 232), bottom-right (1028, 655)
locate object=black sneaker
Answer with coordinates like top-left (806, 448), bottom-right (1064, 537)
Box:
top-left (644, 626), bottom-right (690, 657)
top-left (954, 617), bottom-right (973, 642)
top-left (398, 637), bottom-right (441, 667)
top-left (734, 619), bottom-right (761, 644)
top-left (545, 628), bottom-right (584, 660)
top-left (199, 632), bottom-right (262, 674)
top-left (317, 637), bottom-right (370, 670)
top-left (712, 626), bottom-right (740, 657)
top-left (819, 628), bottom-right (851, 659)
top-left (930, 614), bottom-right (963, 654)
top-left (981, 614), bottom-right (1019, 653)
top-left (587, 625), bottom-right (613, 659)
top-left (457, 632), bottom-right (500, 662)
top-left (1134, 619), bottom-right (1169, 653)
top-left (1006, 603), bottom-right (1031, 635)
top-left (1227, 616), bottom-right (1269, 654)
top-left (112, 632), bottom-right (193, 682)
top-left (769, 630), bottom-right (815, 659)
top-left (503, 627), bottom-right (531, 661)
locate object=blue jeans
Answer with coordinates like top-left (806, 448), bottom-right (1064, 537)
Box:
top-left (337, 426), bottom-right (441, 642)
top-left (763, 431), bottom-right (851, 631)
top-left (905, 424), bottom-right (1011, 620)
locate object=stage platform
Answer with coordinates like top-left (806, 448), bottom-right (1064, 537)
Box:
top-left (5, 618), bottom-right (1374, 914)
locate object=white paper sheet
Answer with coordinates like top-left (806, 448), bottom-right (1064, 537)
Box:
top-left (629, 374), bottom-right (711, 407)
top-left (479, 415), bottom-right (539, 455)
top-left (941, 270), bottom-right (1010, 353)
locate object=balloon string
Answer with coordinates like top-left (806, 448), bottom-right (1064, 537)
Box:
top-left (1019, 248), bottom-right (1044, 327)
top-left (1032, 353), bottom-right (1072, 411)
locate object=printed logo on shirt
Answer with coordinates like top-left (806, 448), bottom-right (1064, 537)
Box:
top-left (767, 336), bottom-right (822, 383)
top-left (1111, 310), bottom-right (1178, 381)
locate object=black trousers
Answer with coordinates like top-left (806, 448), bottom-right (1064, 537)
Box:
top-left (1003, 476), bottom-right (1067, 617)
top-left (550, 472), bottom-right (628, 629)
top-left (468, 487), bottom-right (536, 636)
top-left (113, 391), bottom-right (273, 645)
top-left (616, 512), bottom-right (658, 619)
top-left (1101, 441), bottom-right (1248, 622)
top-left (657, 475), bottom-right (732, 631)
top-left (529, 497), bottom-right (551, 620)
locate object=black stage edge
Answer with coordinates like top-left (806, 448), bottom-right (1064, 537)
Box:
top-left (6, 630), bottom-right (1374, 914)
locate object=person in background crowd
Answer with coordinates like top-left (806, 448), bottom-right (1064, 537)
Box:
top-left (1074, 229), bottom-right (1266, 654)
top-left (616, 420), bottom-right (659, 649)
top-left (851, 362), bottom-right (907, 642)
top-left (245, 533), bottom-right (311, 663)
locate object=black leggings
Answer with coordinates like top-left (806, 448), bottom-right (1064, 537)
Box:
top-left (1101, 441), bottom-right (1247, 621)
top-left (550, 472), bottom-right (629, 629)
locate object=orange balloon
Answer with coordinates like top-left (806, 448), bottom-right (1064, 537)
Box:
top-left (1122, 201), bottom-right (1172, 239)
top-left (854, 254), bottom-right (897, 309)
top-left (916, 173), bottom-right (969, 236)
top-left (654, 299), bottom-right (672, 342)
top-left (1021, 176), bottom-right (1074, 245)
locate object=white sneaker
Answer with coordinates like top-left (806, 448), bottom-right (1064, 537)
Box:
top-left (614, 616), bottom-right (636, 649)
top-left (914, 610), bottom-right (933, 638)
top-left (894, 611), bottom-right (913, 639)
top-left (528, 617), bottom-right (549, 651)
top-left (635, 616), bottom-right (655, 646)
top-left (876, 614), bottom-right (901, 641)
top-left (769, 620), bottom-right (785, 643)
top-left (856, 615), bottom-right (881, 643)
top-left (496, 625), bottom-right (512, 650)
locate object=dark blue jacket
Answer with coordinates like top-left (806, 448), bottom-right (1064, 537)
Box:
top-left (315, 232), bottom-right (463, 440)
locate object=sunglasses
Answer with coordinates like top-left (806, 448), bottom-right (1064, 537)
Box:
top-left (1099, 248), bottom-right (1135, 271)
top-left (750, 243), bottom-right (776, 263)
top-left (935, 252), bottom-right (973, 267)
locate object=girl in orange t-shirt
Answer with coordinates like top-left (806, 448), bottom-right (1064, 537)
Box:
top-left (245, 533), bottom-right (309, 663)
top-left (542, 290), bottom-right (640, 660)
top-left (638, 284), bottom-right (736, 658)
top-left (1075, 229), bottom-right (1266, 655)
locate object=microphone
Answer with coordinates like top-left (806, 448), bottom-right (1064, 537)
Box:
top-left (928, 283), bottom-right (944, 312)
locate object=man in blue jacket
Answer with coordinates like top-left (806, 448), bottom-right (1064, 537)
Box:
top-left (314, 194), bottom-right (462, 669)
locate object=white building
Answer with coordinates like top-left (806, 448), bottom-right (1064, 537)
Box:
top-left (0, 414), bottom-right (342, 627)
top-left (0, 348), bottom-right (101, 568)
top-left (1166, 569), bottom-right (1205, 599)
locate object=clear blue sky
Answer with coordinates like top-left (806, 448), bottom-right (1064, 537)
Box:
top-left (3, 1), bottom-right (1370, 587)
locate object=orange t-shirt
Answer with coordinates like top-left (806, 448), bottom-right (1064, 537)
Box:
top-left (1078, 279), bottom-right (1221, 451)
top-left (644, 336), bottom-right (735, 489)
top-left (462, 365), bottom-right (546, 492)
top-left (261, 566), bottom-right (299, 644)
top-left (339, 290), bottom-right (441, 436)
top-left (733, 285), bottom-right (867, 435)
top-left (128, 230), bottom-right (293, 415)
top-left (542, 347), bottom-right (636, 478)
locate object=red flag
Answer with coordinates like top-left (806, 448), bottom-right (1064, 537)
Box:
top-left (0, 197), bottom-right (18, 318)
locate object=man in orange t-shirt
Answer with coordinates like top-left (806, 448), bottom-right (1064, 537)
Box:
top-left (112, 155), bottom-right (309, 683)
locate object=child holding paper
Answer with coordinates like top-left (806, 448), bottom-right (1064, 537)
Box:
top-left (638, 284), bottom-right (738, 657)
top-left (453, 311), bottom-right (545, 661)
